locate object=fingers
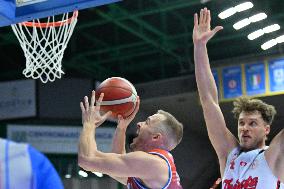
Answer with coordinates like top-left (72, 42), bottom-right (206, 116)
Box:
top-left (125, 96), bottom-right (140, 120)
top-left (95, 93), bottom-right (104, 111)
top-left (133, 96), bottom-right (140, 115)
top-left (197, 8), bottom-right (210, 25)
top-left (80, 102), bottom-right (85, 112)
top-left (117, 114), bottom-right (123, 121)
top-left (102, 111), bottom-right (112, 121)
top-left (80, 102), bottom-right (86, 124)
top-left (90, 90), bottom-right (96, 107)
top-left (202, 8), bottom-right (210, 24)
top-left (84, 96), bottom-right (89, 111)
top-left (97, 93), bottom-right (104, 105)
top-left (205, 9), bottom-right (211, 26)
top-left (106, 111), bottom-right (112, 117)
top-left (199, 9), bottom-right (204, 24)
top-left (82, 91), bottom-right (102, 112)
top-left (212, 26), bottom-right (223, 35)
top-left (194, 13), bottom-right (198, 28)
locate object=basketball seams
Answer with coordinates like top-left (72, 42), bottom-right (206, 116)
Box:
top-left (98, 77), bottom-right (137, 96)
top-left (97, 86), bottom-right (137, 101)
top-left (114, 77), bottom-right (137, 96)
top-left (100, 94), bottom-right (136, 106)
top-left (96, 77), bottom-right (137, 118)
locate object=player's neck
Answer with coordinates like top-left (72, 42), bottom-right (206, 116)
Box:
top-left (240, 143), bottom-right (267, 152)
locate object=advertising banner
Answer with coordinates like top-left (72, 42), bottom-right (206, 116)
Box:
top-left (222, 66), bottom-right (243, 99)
top-left (268, 58), bottom-right (284, 92)
top-left (245, 62), bottom-right (266, 96)
top-left (7, 125), bottom-right (115, 154)
top-left (0, 80), bottom-right (36, 120)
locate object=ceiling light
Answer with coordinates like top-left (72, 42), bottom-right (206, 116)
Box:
top-left (248, 24), bottom-right (280, 40)
top-left (233, 18), bottom-right (250, 30)
top-left (200, 0), bottom-right (211, 4)
top-left (263, 24), bottom-right (280, 33)
top-left (218, 2), bottom-right (253, 19)
top-left (261, 39), bottom-right (277, 50)
top-left (248, 29), bottom-right (264, 40)
top-left (276, 35), bottom-right (284, 43)
top-left (65, 174), bottom-right (71, 179)
top-left (235, 2), bottom-right (254, 12)
top-left (249, 13), bottom-right (267, 23)
top-left (78, 170), bottom-right (88, 178)
top-left (218, 7), bottom-right (236, 19)
top-left (233, 13), bottom-right (268, 30)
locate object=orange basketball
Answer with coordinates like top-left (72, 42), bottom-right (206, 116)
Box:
top-left (96, 77), bottom-right (138, 119)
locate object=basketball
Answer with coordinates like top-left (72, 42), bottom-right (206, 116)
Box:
top-left (96, 77), bottom-right (138, 119)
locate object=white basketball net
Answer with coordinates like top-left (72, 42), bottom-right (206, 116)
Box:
top-left (11, 11), bottom-right (78, 83)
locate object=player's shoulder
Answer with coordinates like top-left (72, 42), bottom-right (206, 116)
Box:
top-left (126, 151), bottom-right (165, 162)
top-left (28, 145), bottom-right (45, 158)
top-left (148, 149), bottom-right (173, 160)
top-left (127, 150), bottom-right (151, 157)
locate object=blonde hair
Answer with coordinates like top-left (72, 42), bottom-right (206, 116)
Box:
top-left (157, 110), bottom-right (183, 149)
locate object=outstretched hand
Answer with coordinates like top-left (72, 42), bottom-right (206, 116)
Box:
top-left (117, 96), bottom-right (140, 130)
top-left (193, 8), bottom-right (223, 45)
top-left (80, 90), bottom-right (112, 128)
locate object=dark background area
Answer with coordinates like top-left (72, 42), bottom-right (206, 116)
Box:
top-left (0, 0), bottom-right (283, 83)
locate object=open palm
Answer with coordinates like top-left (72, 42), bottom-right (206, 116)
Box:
top-left (80, 91), bottom-right (112, 128)
top-left (193, 8), bottom-right (223, 44)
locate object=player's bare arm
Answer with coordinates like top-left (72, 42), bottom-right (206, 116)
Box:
top-left (265, 129), bottom-right (284, 182)
top-left (193, 8), bottom-right (238, 175)
top-left (112, 97), bottom-right (140, 154)
top-left (78, 151), bottom-right (169, 188)
top-left (110, 97), bottom-right (140, 184)
top-left (78, 91), bottom-right (112, 158)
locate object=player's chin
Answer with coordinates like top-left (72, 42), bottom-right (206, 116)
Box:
top-left (240, 143), bottom-right (253, 152)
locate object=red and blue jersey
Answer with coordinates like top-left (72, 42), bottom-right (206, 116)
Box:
top-left (127, 149), bottom-right (182, 189)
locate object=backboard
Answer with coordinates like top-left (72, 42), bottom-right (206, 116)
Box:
top-left (0, 0), bottom-right (121, 27)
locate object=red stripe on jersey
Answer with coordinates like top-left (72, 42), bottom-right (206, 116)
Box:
top-left (127, 149), bottom-right (183, 189)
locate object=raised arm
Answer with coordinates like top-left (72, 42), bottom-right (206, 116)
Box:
top-left (78, 91), bottom-right (128, 184)
top-left (111, 97), bottom-right (140, 154)
top-left (265, 129), bottom-right (284, 182)
top-left (78, 91), bottom-right (112, 158)
top-left (110, 97), bottom-right (140, 184)
top-left (193, 8), bottom-right (238, 174)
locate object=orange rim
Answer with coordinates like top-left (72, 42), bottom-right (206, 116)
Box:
top-left (21, 11), bottom-right (78, 28)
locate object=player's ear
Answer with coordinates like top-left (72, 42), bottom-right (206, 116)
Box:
top-left (265, 125), bottom-right (270, 135)
top-left (152, 133), bottom-right (162, 140)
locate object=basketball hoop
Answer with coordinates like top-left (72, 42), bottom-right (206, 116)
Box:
top-left (11, 11), bottom-right (78, 83)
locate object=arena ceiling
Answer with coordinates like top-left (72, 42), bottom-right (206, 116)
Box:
top-left (0, 0), bottom-right (283, 84)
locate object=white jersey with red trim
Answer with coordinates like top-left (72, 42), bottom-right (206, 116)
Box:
top-left (222, 147), bottom-right (284, 189)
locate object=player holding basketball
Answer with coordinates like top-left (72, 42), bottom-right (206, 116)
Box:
top-left (78, 90), bottom-right (183, 189)
top-left (193, 8), bottom-right (284, 188)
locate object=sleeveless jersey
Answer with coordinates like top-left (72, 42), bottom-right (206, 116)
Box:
top-left (0, 138), bottom-right (33, 189)
top-left (127, 149), bottom-right (182, 189)
top-left (222, 147), bottom-right (284, 189)
top-left (0, 138), bottom-right (63, 189)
